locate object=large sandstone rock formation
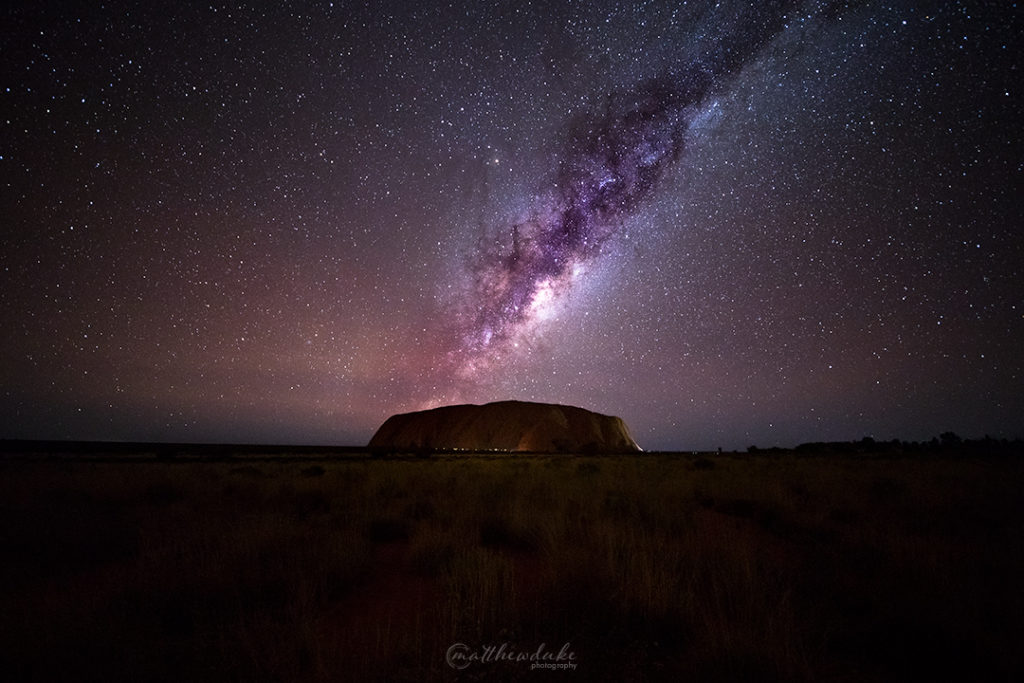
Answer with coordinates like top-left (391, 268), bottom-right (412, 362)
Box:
top-left (368, 400), bottom-right (641, 453)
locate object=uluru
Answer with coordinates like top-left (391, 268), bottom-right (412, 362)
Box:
top-left (368, 400), bottom-right (641, 453)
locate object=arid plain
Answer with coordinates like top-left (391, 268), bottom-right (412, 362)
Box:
top-left (1, 442), bottom-right (1021, 681)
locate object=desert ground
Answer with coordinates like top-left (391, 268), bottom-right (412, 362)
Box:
top-left (1, 443), bottom-right (1021, 681)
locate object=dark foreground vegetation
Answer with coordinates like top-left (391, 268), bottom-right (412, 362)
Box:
top-left (1, 444), bottom-right (1022, 681)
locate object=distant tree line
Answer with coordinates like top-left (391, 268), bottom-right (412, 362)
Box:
top-left (745, 434), bottom-right (1023, 456)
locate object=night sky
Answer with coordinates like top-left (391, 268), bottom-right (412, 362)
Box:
top-left (2, 0), bottom-right (1021, 450)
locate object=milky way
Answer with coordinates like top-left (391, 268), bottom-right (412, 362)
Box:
top-left (450, 2), bottom-right (800, 376)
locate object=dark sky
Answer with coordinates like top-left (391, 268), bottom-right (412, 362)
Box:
top-left (2, 0), bottom-right (1021, 450)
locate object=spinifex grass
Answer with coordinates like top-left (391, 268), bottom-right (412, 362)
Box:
top-left (0, 450), bottom-right (1021, 681)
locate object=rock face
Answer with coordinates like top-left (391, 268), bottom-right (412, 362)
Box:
top-left (368, 400), bottom-right (641, 453)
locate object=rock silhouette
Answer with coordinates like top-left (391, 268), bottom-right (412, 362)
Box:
top-left (368, 400), bottom-right (641, 453)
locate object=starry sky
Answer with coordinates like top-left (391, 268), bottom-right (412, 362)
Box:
top-left (2, 0), bottom-right (1021, 450)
